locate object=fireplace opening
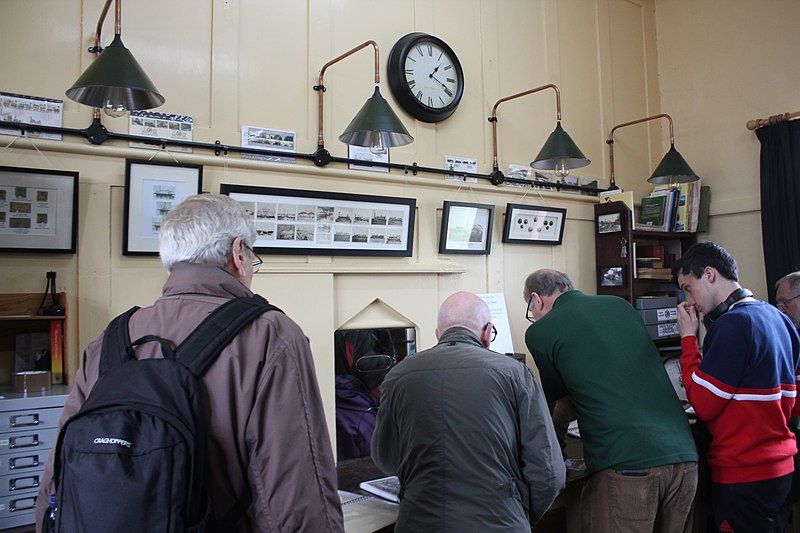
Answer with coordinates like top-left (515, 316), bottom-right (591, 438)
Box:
top-left (334, 326), bottom-right (416, 461)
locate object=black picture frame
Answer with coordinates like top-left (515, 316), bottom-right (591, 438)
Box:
top-left (598, 265), bottom-right (626, 288)
top-left (220, 184), bottom-right (416, 257)
top-left (438, 201), bottom-right (494, 254)
top-left (123, 159), bottom-right (204, 255)
top-left (0, 165), bottom-right (78, 253)
top-left (502, 203), bottom-right (566, 245)
top-left (596, 211), bottom-right (623, 234)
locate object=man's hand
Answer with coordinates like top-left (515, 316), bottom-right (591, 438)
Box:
top-left (676, 301), bottom-right (699, 338)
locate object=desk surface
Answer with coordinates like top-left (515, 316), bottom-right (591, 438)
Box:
top-left (336, 438), bottom-right (586, 533)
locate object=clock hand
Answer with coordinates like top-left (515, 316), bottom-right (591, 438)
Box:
top-left (430, 74), bottom-right (454, 97)
top-left (428, 65), bottom-right (440, 78)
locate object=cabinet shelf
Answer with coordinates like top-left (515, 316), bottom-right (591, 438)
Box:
top-left (595, 201), bottom-right (696, 305)
top-left (0, 293), bottom-right (68, 390)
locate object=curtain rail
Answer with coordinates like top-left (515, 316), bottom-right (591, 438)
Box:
top-left (746, 111), bottom-right (800, 131)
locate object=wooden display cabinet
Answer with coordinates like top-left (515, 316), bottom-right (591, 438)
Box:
top-left (0, 293), bottom-right (67, 390)
top-left (594, 201), bottom-right (696, 305)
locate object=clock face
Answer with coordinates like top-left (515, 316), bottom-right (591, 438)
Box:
top-left (387, 33), bottom-right (464, 123)
top-left (403, 41), bottom-right (460, 110)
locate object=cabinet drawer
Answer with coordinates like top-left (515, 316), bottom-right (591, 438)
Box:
top-left (0, 450), bottom-right (48, 476)
top-left (0, 406), bottom-right (63, 433)
top-left (0, 427), bottom-right (58, 457)
top-left (0, 470), bottom-right (41, 498)
top-left (0, 489), bottom-right (38, 526)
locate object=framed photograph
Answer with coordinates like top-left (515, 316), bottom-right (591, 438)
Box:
top-left (438, 201), bottom-right (494, 254)
top-left (599, 265), bottom-right (626, 288)
top-left (597, 211), bottom-right (623, 234)
top-left (220, 184), bottom-right (416, 257)
top-left (501, 203), bottom-right (566, 245)
top-left (123, 159), bottom-right (203, 255)
top-left (0, 166), bottom-right (78, 253)
top-left (348, 145), bottom-right (389, 173)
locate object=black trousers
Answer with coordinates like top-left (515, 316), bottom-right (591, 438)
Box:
top-left (711, 473), bottom-right (792, 533)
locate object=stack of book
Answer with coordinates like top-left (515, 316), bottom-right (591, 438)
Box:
top-left (636, 180), bottom-right (703, 233)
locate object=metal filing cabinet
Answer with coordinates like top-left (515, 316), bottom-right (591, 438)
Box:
top-left (0, 387), bottom-right (68, 531)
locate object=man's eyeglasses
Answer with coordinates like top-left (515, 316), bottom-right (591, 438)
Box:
top-left (526, 292), bottom-right (536, 323)
top-left (483, 322), bottom-right (498, 342)
top-left (776, 294), bottom-right (800, 309)
top-left (245, 245), bottom-right (263, 273)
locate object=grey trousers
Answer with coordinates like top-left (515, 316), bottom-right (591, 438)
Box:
top-left (580, 461), bottom-right (699, 533)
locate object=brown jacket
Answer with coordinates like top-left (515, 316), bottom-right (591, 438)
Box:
top-left (36, 263), bottom-right (344, 532)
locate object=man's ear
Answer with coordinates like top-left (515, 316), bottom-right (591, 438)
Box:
top-left (227, 236), bottom-right (248, 280)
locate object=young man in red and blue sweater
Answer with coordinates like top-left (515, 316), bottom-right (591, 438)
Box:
top-left (675, 241), bottom-right (800, 533)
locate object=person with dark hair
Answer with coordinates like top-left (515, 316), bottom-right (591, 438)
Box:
top-left (334, 329), bottom-right (395, 460)
top-left (524, 268), bottom-right (698, 533)
top-left (372, 291), bottom-right (565, 532)
top-left (674, 241), bottom-right (800, 532)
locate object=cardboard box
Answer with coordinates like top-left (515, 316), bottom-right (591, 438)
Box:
top-left (645, 322), bottom-right (680, 340)
top-left (637, 307), bottom-right (678, 325)
top-left (12, 371), bottom-right (52, 393)
top-left (635, 296), bottom-right (676, 310)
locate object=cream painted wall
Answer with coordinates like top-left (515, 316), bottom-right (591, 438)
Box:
top-left (0, 0), bottom-right (670, 449)
top-left (654, 0), bottom-right (800, 299)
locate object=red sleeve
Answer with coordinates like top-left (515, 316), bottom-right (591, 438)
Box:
top-left (679, 335), bottom-right (732, 421)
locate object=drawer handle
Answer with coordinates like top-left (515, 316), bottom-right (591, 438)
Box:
top-left (9, 495), bottom-right (36, 512)
top-left (9, 475), bottom-right (39, 491)
top-left (9, 455), bottom-right (39, 470)
top-left (9, 434), bottom-right (39, 449)
top-left (9, 414), bottom-right (40, 428)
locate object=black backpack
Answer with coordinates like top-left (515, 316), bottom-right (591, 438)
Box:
top-left (45, 295), bottom-right (281, 532)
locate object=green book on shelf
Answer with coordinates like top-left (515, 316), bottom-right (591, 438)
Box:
top-left (638, 194), bottom-right (667, 228)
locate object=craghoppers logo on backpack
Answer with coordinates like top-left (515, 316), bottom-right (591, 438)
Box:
top-left (93, 437), bottom-right (132, 448)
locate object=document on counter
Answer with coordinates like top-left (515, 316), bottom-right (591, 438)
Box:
top-left (359, 475), bottom-right (400, 503)
top-left (339, 490), bottom-right (398, 533)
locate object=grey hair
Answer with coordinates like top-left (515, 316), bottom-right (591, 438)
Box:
top-left (523, 269), bottom-right (574, 300)
top-left (437, 291), bottom-right (492, 338)
top-left (159, 194), bottom-right (256, 272)
top-left (776, 271), bottom-right (800, 293)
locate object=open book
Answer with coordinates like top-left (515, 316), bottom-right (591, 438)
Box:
top-left (358, 475), bottom-right (401, 503)
top-left (339, 490), bottom-right (398, 533)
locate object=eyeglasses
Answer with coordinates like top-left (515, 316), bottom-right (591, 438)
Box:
top-left (525, 292), bottom-right (536, 323)
top-left (776, 294), bottom-right (800, 309)
top-left (354, 354), bottom-right (396, 373)
top-left (483, 322), bottom-right (498, 342)
top-left (245, 245), bottom-right (263, 273)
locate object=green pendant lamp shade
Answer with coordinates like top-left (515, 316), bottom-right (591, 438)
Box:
top-left (338, 87), bottom-right (413, 150)
top-left (531, 121), bottom-right (591, 171)
top-left (648, 144), bottom-right (700, 184)
top-left (66, 34), bottom-right (165, 113)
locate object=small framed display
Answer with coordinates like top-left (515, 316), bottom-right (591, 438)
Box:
top-left (502, 203), bottom-right (566, 245)
top-left (0, 166), bottom-right (79, 253)
top-left (123, 159), bottom-right (203, 255)
top-left (598, 265), bottom-right (626, 288)
top-left (597, 211), bottom-right (623, 234)
top-left (220, 184), bottom-right (416, 257)
top-left (438, 201), bottom-right (494, 254)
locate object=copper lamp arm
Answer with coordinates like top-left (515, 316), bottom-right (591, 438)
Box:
top-left (489, 84), bottom-right (560, 172)
top-left (606, 113), bottom-right (674, 188)
top-left (316, 40), bottom-right (380, 148)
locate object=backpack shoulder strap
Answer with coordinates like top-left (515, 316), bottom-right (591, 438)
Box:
top-left (176, 294), bottom-right (283, 376)
top-left (99, 306), bottom-right (140, 375)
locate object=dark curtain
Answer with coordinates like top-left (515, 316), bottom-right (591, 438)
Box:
top-left (757, 119), bottom-right (800, 303)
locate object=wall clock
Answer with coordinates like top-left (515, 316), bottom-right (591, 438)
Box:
top-left (386, 33), bottom-right (464, 123)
